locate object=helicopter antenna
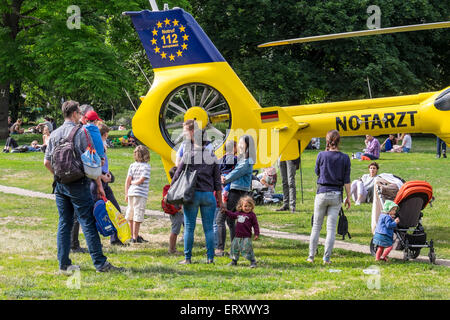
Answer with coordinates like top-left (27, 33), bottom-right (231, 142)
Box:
top-left (258, 21), bottom-right (450, 48)
top-left (123, 88), bottom-right (137, 111)
top-left (134, 59), bottom-right (152, 87)
top-left (366, 77), bottom-right (373, 99)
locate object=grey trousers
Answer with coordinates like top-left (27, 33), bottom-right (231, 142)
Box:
top-left (308, 192), bottom-right (341, 262)
top-left (216, 189), bottom-right (247, 251)
top-left (279, 160), bottom-right (297, 209)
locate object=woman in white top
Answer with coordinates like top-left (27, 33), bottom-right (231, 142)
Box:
top-left (351, 162), bottom-right (379, 205)
top-left (390, 133), bottom-right (412, 153)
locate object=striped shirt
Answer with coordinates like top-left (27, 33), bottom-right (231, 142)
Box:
top-left (127, 162), bottom-right (151, 198)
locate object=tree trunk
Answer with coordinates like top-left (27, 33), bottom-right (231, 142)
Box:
top-left (10, 81), bottom-right (22, 120)
top-left (1, 1), bottom-right (24, 138)
top-left (0, 82), bottom-right (10, 139)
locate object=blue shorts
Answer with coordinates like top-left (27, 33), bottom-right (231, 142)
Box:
top-left (402, 147), bottom-right (410, 153)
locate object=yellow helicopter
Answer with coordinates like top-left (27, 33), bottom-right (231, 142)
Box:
top-left (123, 6), bottom-right (450, 180)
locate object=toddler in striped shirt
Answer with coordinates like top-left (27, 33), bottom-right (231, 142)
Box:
top-left (125, 145), bottom-right (151, 243)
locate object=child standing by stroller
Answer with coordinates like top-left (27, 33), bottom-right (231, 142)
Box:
top-left (221, 196), bottom-right (260, 268)
top-left (373, 200), bottom-right (400, 261)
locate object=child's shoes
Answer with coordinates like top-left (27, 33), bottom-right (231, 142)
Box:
top-left (227, 260), bottom-right (237, 266)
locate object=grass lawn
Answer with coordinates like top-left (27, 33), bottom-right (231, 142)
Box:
top-left (0, 133), bottom-right (449, 300)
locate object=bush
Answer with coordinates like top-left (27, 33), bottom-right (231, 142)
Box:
top-left (113, 110), bottom-right (136, 127)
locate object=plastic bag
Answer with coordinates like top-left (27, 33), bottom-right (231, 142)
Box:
top-left (104, 198), bottom-right (131, 243)
top-left (93, 199), bottom-right (116, 237)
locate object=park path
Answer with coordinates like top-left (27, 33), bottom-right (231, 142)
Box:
top-left (0, 184), bottom-right (448, 267)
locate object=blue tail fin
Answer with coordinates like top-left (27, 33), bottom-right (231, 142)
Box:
top-left (124, 9), bottom-right (226, 68)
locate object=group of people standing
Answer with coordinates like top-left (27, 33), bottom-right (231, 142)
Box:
top-left (168, 120), bottom-right (260, 267)
top-left (40, 98), bottom-right (436, 273)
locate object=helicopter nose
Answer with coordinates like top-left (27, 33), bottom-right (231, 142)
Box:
top-left (435, 88), bottom-right (450, 111)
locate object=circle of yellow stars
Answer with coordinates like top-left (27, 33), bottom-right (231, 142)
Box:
top-left (151, 18), bottom-right (189, 62)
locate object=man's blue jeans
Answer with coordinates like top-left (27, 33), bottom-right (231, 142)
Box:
top-left (183, 191), bottom-right (216, 260)
top-left (55, 178), bottom-right (107, 270)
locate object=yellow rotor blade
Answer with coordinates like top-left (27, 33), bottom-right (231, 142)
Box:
top-left (258, 21), bottom-right (450, 48)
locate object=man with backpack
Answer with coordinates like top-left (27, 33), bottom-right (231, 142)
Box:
top-left (69, 105), bottom-right (107, 253)
top-left (44, 100), bottom-right (123, 274)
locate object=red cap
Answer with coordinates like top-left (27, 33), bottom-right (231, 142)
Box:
top-left (85, 110), bottom-right (102, 121)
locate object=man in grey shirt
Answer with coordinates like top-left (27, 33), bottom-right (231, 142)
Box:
top-left (44, 100), bottom-right (122, 274)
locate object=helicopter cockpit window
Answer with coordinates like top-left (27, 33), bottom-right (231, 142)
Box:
top-left (435, 88), bottom-right (450, 111)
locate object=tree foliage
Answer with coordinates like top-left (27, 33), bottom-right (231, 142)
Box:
top-left (190, 0), bottom-right (450, 106)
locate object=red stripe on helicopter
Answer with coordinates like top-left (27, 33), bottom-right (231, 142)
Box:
top-left (261, 111), bottom-right (279, 122)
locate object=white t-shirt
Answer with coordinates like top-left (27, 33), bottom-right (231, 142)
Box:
top-left (127, 162), bottom-right (151, 198)
top-left (403, 134), bottom-right (412, 149)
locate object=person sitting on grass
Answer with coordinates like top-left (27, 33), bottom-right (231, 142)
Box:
top-left (350, 162), bottom-right (379, 205)
top-left (10, 118), bottom-right (24, 134)
top-left (220, 196), bottom-right (259, 268)
top-left (41, 126), bottom-right (51, 153)
top-left (390, 133), bottom-right (412, 153)
top-left (380, 134), bottom-right (397, 152)
top-left (32, 116), bottom-right (54, 134)
top-left (2, 136), bottom-right (18, 153)
top-left (125, 145), bottom-right (151, 244)
top-left (363, 134), bottom-right (380, 160)
top-left (373, 200), bottom-right (400, 262)
top-left (352, 135), bottom-right (380, 160)
top-left (162, 166), bottom-right (184, 255)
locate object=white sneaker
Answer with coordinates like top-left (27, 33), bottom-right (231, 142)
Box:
top-left (355, 201), bottom-right (361, 206)
top-left (59, 264), bottom-right (80, 275)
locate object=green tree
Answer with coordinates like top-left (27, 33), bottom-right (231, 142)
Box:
top-left (190, 0), bottom-right (450, 107)
top-left (0, 0), bottom-right (192, 137)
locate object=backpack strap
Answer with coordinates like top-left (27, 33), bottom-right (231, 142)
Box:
top-left (82, 127), bottom-right (93, 149)
top-left (64, 125), bottom-right (81, 144)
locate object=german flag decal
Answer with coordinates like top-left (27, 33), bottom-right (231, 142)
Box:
top-left (261, 110), bottom-right (279, 123)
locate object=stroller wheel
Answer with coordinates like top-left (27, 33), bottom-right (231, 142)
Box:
top-left (409, 248), bottom-right (421, 259)
top-left (369, 238), bottom-right (378, 256)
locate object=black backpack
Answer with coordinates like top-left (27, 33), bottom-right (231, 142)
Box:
top-left (337, 207), bottom-right (351, 240)
top-left (51, 125), bottom-right (85, 184)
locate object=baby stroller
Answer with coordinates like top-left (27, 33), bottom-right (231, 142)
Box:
top-left (250, 168), bottom-right (282, 205)
top-left (370, 181), bottom-right (436, 264)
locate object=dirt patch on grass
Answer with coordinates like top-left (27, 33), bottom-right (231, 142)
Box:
top-left (0, 227), bottom-right (55, 259)
top-left (0, 172), bottom-right (30, 180)
top-left (279, 282), bottom-right (339, 299)
top-left (0, 216), bottom-right (44, 226)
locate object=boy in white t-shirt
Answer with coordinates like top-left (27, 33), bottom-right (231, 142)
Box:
top-left (125, 145), bottom-right (151, 243)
